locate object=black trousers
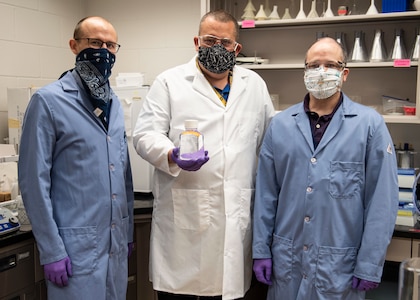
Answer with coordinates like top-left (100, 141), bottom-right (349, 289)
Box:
top-left (157, 291), bottom-right (222, 300)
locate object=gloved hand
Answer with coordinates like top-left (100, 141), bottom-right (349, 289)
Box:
top-left (253, 258), bottom-right (273, 285)
top-left (171, 147), bottom-right (209, 171)
top-left (128, 242), bottom-right (134, 257)
top-left (352, 276), bottom-right (379, 291)
top-left (44, 256), bottom-right (73, 287)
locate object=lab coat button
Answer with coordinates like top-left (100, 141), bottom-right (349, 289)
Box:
top-left (306, 187), bottom-right (312, 193)
top-left (304, 216), bottom-right (310, 222)
top-left (303, 245), bottom-right (308, 251)
top-left (109, 164), bottom-right (115, 171)
top-left (310, 157), bottom-right (316, 163)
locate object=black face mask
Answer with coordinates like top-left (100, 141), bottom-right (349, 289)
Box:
top-left (198, 44), bottom-right (236, 74)
top-left (75, 48), bottom-right (115, 103)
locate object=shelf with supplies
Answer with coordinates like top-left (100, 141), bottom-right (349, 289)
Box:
top-left (238, 11), bottom-right (420, 28)
top-left (234, 11), bottom-right (420, 123)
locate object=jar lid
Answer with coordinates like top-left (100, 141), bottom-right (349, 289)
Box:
top-left (184, 119), bottom-right (198, 129)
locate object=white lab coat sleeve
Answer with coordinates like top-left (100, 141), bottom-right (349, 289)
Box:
top-left (353, 116), bottom-right (398, 282)
top-left (253, 123), bottom-right (278, 259)
top-left (132, 75), bottom-right (180, 177)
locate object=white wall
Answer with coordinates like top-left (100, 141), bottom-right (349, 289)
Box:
top-left (0, 0), bottom-right (201, 143)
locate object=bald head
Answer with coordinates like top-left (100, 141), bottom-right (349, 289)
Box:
top-left (69, 16), bottom-right (118, 55)
top-left (305, 37), bottom-right (347, 65)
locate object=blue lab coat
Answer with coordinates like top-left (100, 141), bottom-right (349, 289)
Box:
top-left (252, 93), bottom-right (398, 300)
top-left (18, 70), bottom-right (134, 300)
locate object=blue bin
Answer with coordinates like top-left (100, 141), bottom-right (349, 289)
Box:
top-left (382, 0), bottom-right (411, 12)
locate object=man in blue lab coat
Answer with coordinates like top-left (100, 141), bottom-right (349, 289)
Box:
top-left (18, 16), bottom-right (134, 300)
top-left (252, 37), bottom-right (398, 300)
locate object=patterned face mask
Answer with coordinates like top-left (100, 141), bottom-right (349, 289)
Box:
top-left (304, 67), bottom-right (343, 100)
top-left (198, 44), bottom-right (236, 74)
top-left (75, 48), bottom-right (115, 103)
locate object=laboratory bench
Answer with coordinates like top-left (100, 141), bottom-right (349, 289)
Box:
top-left (0, 197), bottom-right (417, 300)
top-left (0, 194), bottom-right (154, 300)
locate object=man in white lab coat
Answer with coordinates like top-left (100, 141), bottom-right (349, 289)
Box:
top-left (133, 10), bottom-right (275, 300)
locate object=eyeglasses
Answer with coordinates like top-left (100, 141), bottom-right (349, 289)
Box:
top-left (199, 35), bottom-right (238, 51)
top-left (305, 60), bottom-right (346, 70)
top-left (75, 38), bottom-right (121, 53)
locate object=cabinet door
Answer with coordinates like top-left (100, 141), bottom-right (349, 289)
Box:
top-left (135, 215), bottom-right (157, 300)
top-left (412, 239), bottom-right (420, 258)
top-left (386, 237), bottom-right (412, 262)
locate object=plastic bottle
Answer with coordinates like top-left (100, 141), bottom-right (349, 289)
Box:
top-left (179, 120), bottom-right (204, 160)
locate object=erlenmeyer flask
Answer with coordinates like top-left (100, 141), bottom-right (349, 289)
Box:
top-left (324, 0), bottom-right (334, 17)
top-left (350, 31), bottom-right (368, 62)
top-left (390, 28), bottom-right (408, 60)
top-left (268, 5), bottom-right (281, 20)
top-left (410, 27), bottom-right (420, 61)
top-left (255, 4), bottom-right (268, 20)
top-left (369, 29), bottom-right (387, 62)
top-left (296, 0), bottom-right (306, 19)
top-left (366, 0), bottom-right (378, 15)
top-left (307, 0), bottom-right (319, 18)
top-left (282, 8), bottom-right (292, 19)
top-left (335, 32), bottom-right (348, 57)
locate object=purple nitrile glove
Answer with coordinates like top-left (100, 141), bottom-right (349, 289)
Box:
top-left (253, 258), bottom-right (273, 285)
top-left (44, 256), bottom-right (73, 287)
top-left (352, 276), bottom-right (379, 291)
top-left (128, 242), bottom-right (134, 257)
top-left (171, 147), bottom-right (209, 171)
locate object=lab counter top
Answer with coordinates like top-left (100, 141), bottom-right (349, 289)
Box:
top-left (3, 195), bottom-right (418, 248)
top-left (0, 193), bottom-right (154, 248)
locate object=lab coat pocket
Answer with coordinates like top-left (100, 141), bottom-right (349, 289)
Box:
top-left (329, 161), bottom-right (363, 199)
top-left (271, 234), bottom-right (293, 282)
top-left (59, 226), bottom-right (98, 276)
top-left (315, 246), bottom-right (357, 294)
top-left (172, 189), bottom-right (210, 232)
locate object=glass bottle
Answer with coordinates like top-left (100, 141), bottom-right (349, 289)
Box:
top-left (179, 120), bottom-right (204, 160)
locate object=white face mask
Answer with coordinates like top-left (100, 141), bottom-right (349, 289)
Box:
top-left (304, 67), bottom-right (343, 99)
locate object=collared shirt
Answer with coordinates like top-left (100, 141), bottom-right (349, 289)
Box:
top-left (214, 83), bottom-right (231, 101)
top-left (304, 93), bottom-right (343, 148)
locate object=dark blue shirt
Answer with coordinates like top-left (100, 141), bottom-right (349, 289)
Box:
top-left (304, 93), bottom-right (343, 149)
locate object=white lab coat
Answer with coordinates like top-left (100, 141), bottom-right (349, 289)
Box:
top-left (133, 57), bottom-right (275, 299)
